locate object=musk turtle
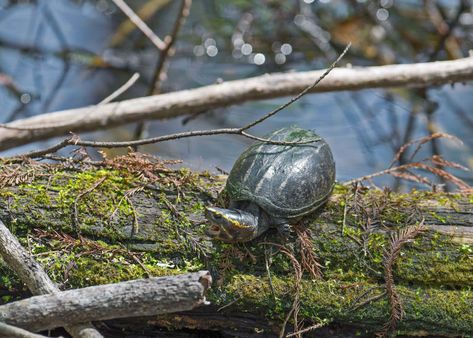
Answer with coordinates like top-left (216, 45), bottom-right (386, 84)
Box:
top-left (205, 126), bottom-right (335, 242)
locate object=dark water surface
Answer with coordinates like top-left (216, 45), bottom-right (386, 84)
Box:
top-left (0, 0), bottom-right (472, 189)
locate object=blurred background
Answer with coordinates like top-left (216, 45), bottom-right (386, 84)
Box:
top-left (0, 0), bottom-right (472, 190)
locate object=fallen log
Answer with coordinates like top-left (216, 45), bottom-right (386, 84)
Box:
top-left (0, 158), bottom-right (471, 336)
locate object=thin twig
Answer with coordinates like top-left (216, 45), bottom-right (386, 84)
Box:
top-left (285, 321), bottom-right (327, 338)
top-left (124, 194), bottom-right (140, 235)
top-left (217, 296), bottom-right (242, 312)
top-left (241, 43), bottom-right (351, 132)
top-left (19, 136), bottom-right (79, 159)
top-left (111, 0), bottom-right (166, 50)
top-left (271, 244), bottom-right (303, 338)
top-left (149, 0), bottom-right (192, 94)
top-left (280, 306), bottom-right (296, 338)
top-left (99, 73), bottom-right (140, 105)
top-left (135, 0), bottom-right (192, 144)
top-left (351, 290), bottom-right (387, 311)
top-left (259, 243), bottom-right (303, 338)
top-left (128, 251), bottom-right (151, 278)
top-left (341, 195), bottom-right (348, 236)
top-left (264, 245), bottom-right (277, 302)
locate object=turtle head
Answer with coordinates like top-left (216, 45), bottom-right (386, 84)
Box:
top-left (205, 206), bottom-right (259, 243)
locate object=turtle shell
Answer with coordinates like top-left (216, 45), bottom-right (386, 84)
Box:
top-left (225, 127), bottom-right (335, 219)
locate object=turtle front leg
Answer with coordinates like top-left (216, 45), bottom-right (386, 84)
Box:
top-left (276, 223), bottom-right (292, 241)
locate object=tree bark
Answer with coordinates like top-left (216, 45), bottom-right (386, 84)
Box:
top-left (1, 56), bottom-right (473, 151)
top-left (0, 160), bottom-right (471, 336)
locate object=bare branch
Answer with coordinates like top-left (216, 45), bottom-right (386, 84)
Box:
top-left (0, 271), bottom-right (211, 332)
top-left (111, 0), bottom-right (166, 50)
top-left (1, 56), bottom-right (473, 151)
top-left (149, 0), bottom-right (192, 94)
top-left (99, 72), bottom-right (140, 105)
top-left (18, 136), bottom-right (78, 159)
top-left (135, 0), bottom-right (192, 147)
top-left (13, 128), bottom-right (318, 160)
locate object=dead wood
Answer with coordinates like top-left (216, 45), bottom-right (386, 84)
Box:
top-left (0, 160), bottom-right (471, 337)
top-left (1, 56), bottom-right (473, 151)
top-left (0, 271), bottom-right (211, 332)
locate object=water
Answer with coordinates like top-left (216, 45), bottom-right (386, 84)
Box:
top-left (0, 0), bottom-right (472, 189)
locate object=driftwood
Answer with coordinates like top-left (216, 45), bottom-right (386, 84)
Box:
top-left (0, 159), bottom-right (471, 337)
top-left (0, 219), bottom-right (102, 338)
top-left (1, 56), bottom-right (473, 151)
top-left (0, 271), bottom-right (211, 332)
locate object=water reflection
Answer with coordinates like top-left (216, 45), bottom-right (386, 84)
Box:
top-left (0, 0), bottom-right (472, 190)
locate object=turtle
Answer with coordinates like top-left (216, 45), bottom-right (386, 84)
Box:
top-left (205, 126), bottom-right (335, 243)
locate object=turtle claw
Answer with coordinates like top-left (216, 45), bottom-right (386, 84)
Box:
top-left (276, 224), bottom-right (292, 241)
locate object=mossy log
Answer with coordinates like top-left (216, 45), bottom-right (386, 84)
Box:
top-left (0, 160), bottom-right (471, 337)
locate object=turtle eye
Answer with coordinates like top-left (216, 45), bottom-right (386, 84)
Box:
top-left (213, 213), bottom-right (222, 220)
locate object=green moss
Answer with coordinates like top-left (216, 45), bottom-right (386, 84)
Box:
top-left (51, 170), bottom-right (135, 226)
top-left (1, 166), bottom-right (470, 289)
top-left (394, 232), bottom-right (473, 286)
top-left (332, 183), bottom-right (349, 195)
top-left (314, 187), bottom-right (473, 287)
top-left (215, 275), bottom-right (473, 334)
top-left (0, 168), bottom-right (140, 238)
top-left (29, 232), bottom-right (204, 288)
top-left (429, 211), bottom-right (447, 223)
top-left (311, 219), bottom-right (473, 287)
